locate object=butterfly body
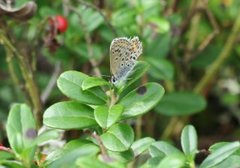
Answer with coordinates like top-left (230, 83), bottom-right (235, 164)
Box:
top-left (110, 36), bottom-right (142, 85)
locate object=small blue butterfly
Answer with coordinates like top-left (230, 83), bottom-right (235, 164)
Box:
top-left (110, 36), bottom-right (142, 85)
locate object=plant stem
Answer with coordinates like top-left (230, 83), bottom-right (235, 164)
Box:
top-left (5, 47), bottom-right (20, 87)
top-left (194, 11), bottom-right (240, 94)
top-left (0, 30), bottom-right (42, 127)
top-left (161, 117), bottom-right (178, 139)
top-left (184, 3), bottom-right (201, 62)
top-left (135, 116), bottom-right (142, 139)
top-left (91, 132), bottom-right (112, 161)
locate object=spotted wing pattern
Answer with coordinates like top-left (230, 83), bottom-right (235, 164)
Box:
top-left (110, 36), bottom-right (142, 84)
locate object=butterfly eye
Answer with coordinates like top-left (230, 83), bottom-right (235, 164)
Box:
top-left (111, 76), bottom-right (116, 83)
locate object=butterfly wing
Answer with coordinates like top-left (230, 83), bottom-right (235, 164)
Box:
top-left (110, 36), bottom-right (143, 84)
top-left (110, 37), bottom-right (131, 78)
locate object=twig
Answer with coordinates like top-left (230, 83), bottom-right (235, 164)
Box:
top-left (194, 10), bottom-right (240, 94)
top-left (5, 46), bottom-right (20, 86)
top-left (0, 29), bottom-right (42, 127)
top-left (135, 116), bottom-right (142, 139)
top-left (76, 0), bottom-right (117, 37)
top-left (184, 0), bottom-right (202, 62)
top-left (91, 132), bottom-right (112, 162)
top-left (161, 117), bottom-right (178, 139)
top-left (191, 3), bottom-right (220, 59)
top-left (41, 61), bottom-right (61, 104)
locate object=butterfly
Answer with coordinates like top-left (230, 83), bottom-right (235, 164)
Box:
top-left (110, 36), bottom-right (143, 85)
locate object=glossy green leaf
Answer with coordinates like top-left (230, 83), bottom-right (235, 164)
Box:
top-left (131, 137), bottom-right (155, 157)
top-left (141, 157), bottom-right (163, 168)
top-left (34, 130), bottom-right (59, 145)
top-left (119, 83), bottom-right (165, 119)
top-left (74, 6), bottom-right (104, 32)
top-left (212, 155), bottom-right (240, 168)
top-left (148, 17), bottom-right (170, 33)
top-left (149, 141), bottom-right (182, 157)
top-left (0, 151), bottom-right (14, 160)
top-left (108, 149), bottom-right (134, 163)
top-left (82, 77), bottom-right (110, 90)
top-left (112, 8), bottom-right (136, 27)
top-left (145, 33), bottom-right (171, 58)
top-left (146, 57), bottom-right (174, 80)
top-left (76, 156), bottom-right (113, 168)
top-left (101, 123), bottom-right (134, 152)
top-left (57, 71), bottom-right (107, 105)
top-left (6, 104), bottom-right (36, 155)
top-left (115, 61), bottom-right (149, 92)
top-left (209, 142), bottom-right (229, 153)
top-left (181, 125), bottom-right (198, 160)
top-left (43, 101), bottom-right (97, 129)
top-left (155, 92), bottom-right (206, 116)
top-left (46, 140), bottom-right (99, 168)
top-left (122, 61), bottom-right (149, 90)
top-left (0, 160), bottom-right (25, 168)
top-left (158, 154), bottom-right (185, 168)
top-left (208, 142), bottom-right (240, 156)
top-left (199, 141), bottom-right (240, 168)
top-left (94, 105), bottom-right (123, 128)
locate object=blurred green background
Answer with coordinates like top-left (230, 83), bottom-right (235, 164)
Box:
top-left (0, 0), bottom-right (240, 150)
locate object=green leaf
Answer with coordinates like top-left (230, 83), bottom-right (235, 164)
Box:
top-left (199, 141), bottom-right (240, 168)
top-left (140, 157), bottom-right (163, 168)
top-left (76, 156), bottom-right (113, 168)
top-left (34, 130), bottom-right (59, 145)
top-left (208, 142), bottom-right (240, 156)
top-left (101, 123), bottom-right (134, 152)
top-left (0, 160), bottom-right (25, 168)
top-left (122, 61), bottom-right (149, 91)
top-left (181, 125), bottom-right (198, 160)
top-left (0, 151), bottom-right (14, 160)
top-left (57, 71), bottom-right (107, 105)
top-left (108, 149), bottom-right (134, 163)
top-left (43, 101), bottom-right (97, 129)
top-left (115, 61), bottom-right (149, 92)
top-left (209, 142), bottom-right (229, 153)
top-left (158, 154), bottom-right (186, 168)
top-left (146, 57), bottom-right (174, 80)
top-left (148, 17), bottom-right (170, 33)
top-left (145, 33), bottom-right (171, 58)
top-left (112, 8), bottom-right (136, 27)
top-left (46, 140), bottom-right (99, 168)
top-left (155, 92), bottom-right (206, 116)
top-left (94, 105), bottom-right (123, 128)
top-left (6, 104), bottom-right (36, 156)
top-left (212, 155), bottom-right (240, 168)
top-left (119, 83), bottom-right (165, 119)
top-left (79, 6), bottom-right (104, 32)
top-left (82, 77), bottom-right (110, 90)
top-left (149, 141), bottom-right (182, 157)
top-left (131, 137), bottom-right (155, 157)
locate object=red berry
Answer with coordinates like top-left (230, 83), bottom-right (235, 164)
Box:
top-left (53, 15), bottom-right (68, 33)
